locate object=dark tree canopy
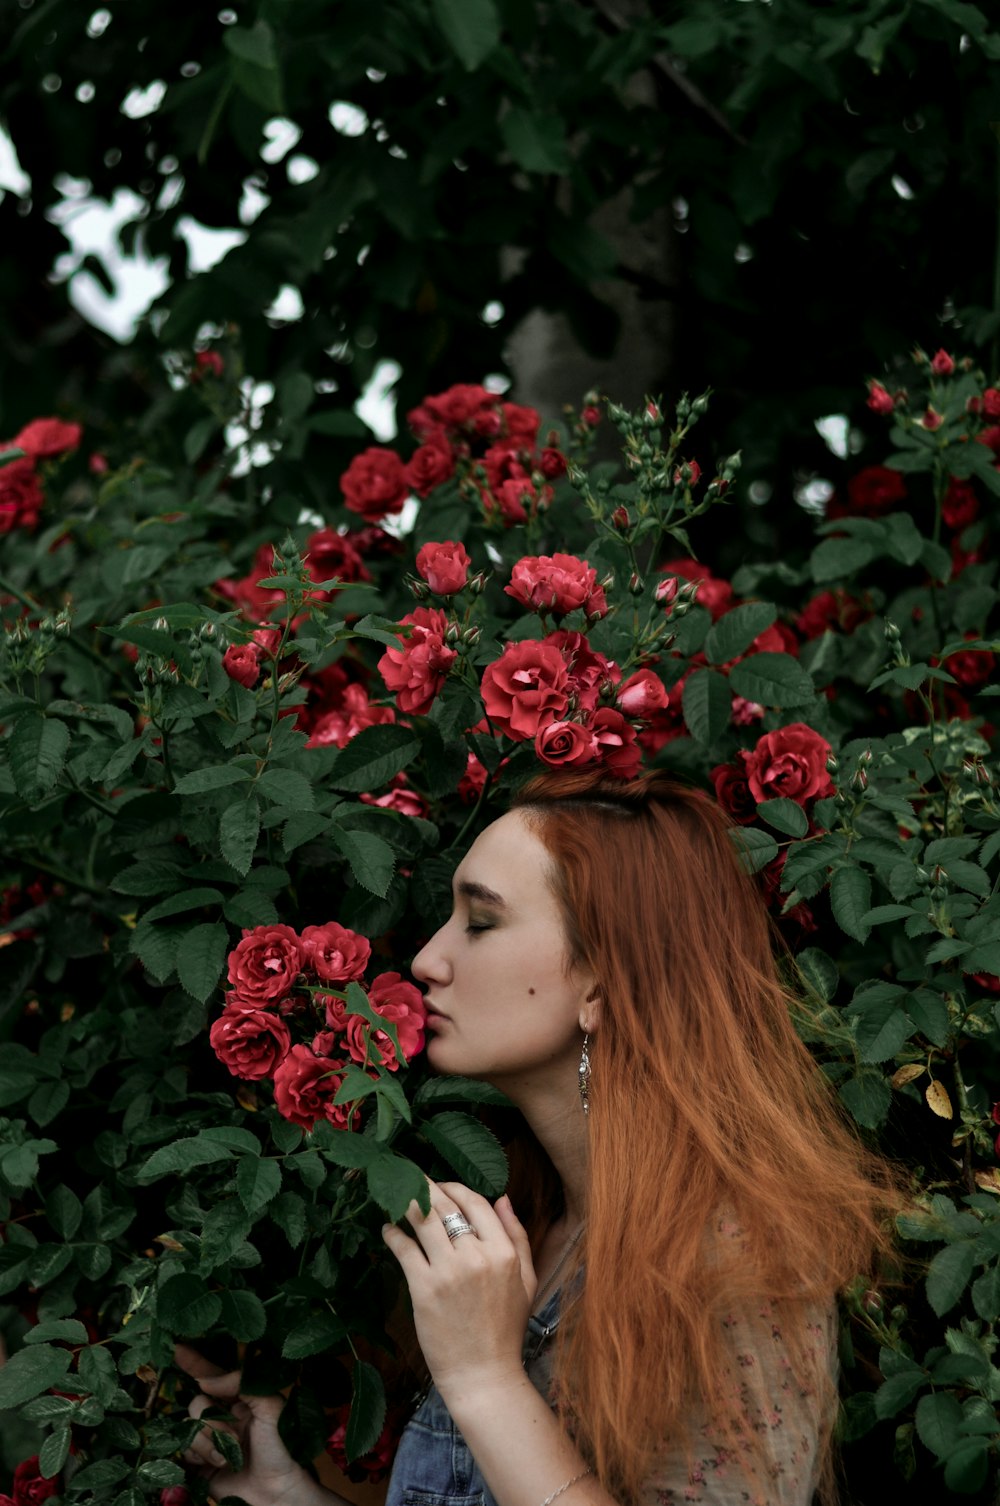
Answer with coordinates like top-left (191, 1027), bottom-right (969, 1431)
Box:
top-left (1, 0), bottom-right (998, 557)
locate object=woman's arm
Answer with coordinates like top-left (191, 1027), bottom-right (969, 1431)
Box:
top-left (382, 1182), bottom-right (618, 1506)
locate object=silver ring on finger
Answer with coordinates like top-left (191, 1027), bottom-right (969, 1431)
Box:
top-left (442, 1211), bottom-right (476, 1241)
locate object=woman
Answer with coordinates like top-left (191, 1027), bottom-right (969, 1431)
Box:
top-left (179, 769), bottom-right (896, 1506)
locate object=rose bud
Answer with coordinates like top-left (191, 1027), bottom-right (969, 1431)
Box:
top-left (611, 505), bottom-right (630, 532)
top-left (866, 381), bottom-right (895, 415)
top-left (223, 643), bottom-right (261, 688)
top-left (931, 348), bottom-right (955, 376)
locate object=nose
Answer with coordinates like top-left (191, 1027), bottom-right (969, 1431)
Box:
top-left (411, 919), bottom-right (451, 986)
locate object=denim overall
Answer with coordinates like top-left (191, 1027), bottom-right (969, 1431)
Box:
top-left (384, 1285), bottom-right (563, 1506)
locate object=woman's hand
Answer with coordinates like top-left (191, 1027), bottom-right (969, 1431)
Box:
top-left (174, 1344), bottom-right (329, 1506)
top-left (382, 1181), bottom-right (537, 1407)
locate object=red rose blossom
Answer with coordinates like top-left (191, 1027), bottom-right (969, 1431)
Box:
top-left (480, 640), bottom-right (570, 740)
top-left (272, 1045), bottom-right (353, 1131)
top-left (300, 922), bottom-right (371, 983)
top-left (942, 479), bottom-right (980, 532)
top-left (617, 669), bottom-right (669, 719)
top-left (2, 1457), bottom-right (59, 1506)
top-left (340, 446), bottom-right (410, 522)
top-left (377, 606), bottom-right (457, 714)
top-left (744, 723), bottom-right (834, 807)
top-left (306, 684), bottom-right (396, 749)
top-left (546, 630), bottom-right (620, 710)
top-left (192, 349), bottom-right (224, 380)
top-left (210, 1005), bottom-right (292, 1080)
top-left (505, 553), bottom-right (608, 620)
top-left (223, 643), bottom-right (261, 688)
top-left (944, 641), bottom-right (996, 691)
top-left (535, 719), bottom-right (595, 768)
top-left (866, 381), bottom-right (895, 415)
top-left (795, 589), bottom-right (870, 640)
top-left (589, 708), bottom-right (642, 778)
top-left (931, 348), bottom-right (955, 376)
top-left (360, 778), bottom-right (430, 818)
top-left (840, 465), bottom-right (907, 518)
top-left (710, 758), bottom-right (757, 824)
top-left (14, 417), bottom-right (82, 459)
top-left (345, 972), bottom-right (426, 1069)
top-left (405, 437), bottom-right (455, 497)
top-left (659, 558), bottom-right (733, 620)
top-left (0, 455), bottom-right (44, 533)
top-left (416, 539), bottom-right (471, 595)
top-left (227, 924), bottom-right (303, 1005)
top-left (305, 526), bottom-right (372, 590)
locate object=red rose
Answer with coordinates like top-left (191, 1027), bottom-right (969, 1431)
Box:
top-left (944, 641), bottom-right (995, 691)
top-left (796, 589), bottom-right (870, 640)
top-left (306, 684), bottom-right (396, 749)
top-left (416, 540), bottom-right (471, 595)
top-left (539, 446), bottom-right (567, 479)
top-left (323, 995), bottom-right (350, 1032)
top-left (227, 924), bottom-right (303, 1005)
top-left (978, 426), bottom-right (1000, 455)
top-left (6, 1457), bottom-right (58, 1506)
top-left (210, 1005), bottom-right (292, 1080)
top-left (581, 405), bottom-right (601, 428)
top-left (480, 640), bottom-right (570, 740)
top-left (866, 381), bottom-right (895, 415)
top-left (347, 972), bottom-right (426, 1069)
top-left (326, 1409), bottom-right (396, 1483)
top-left (731, 696), bottom-right (764, 726)
top-left (360, 778), bottom-right (429, 818)
top-left (223, 643), bottom-right (261, 688)
top-left (545, 630), bottom-right (620, 710)
top-left (305, 526), bottom-right (371, 588)
top-left (272, 1045), bottom-right (353, 1131)
top-left (842, 465), bottom-right (907, 518)
top-left (506, 552), bottom-right (607, 620)
top-left (535, 720), bottom-right (595, 768)
top-left (616, 669), bottom-right (669, 719)
top-left (408, 383), bottom-right (497, 438)
top-left (744, 723), bottom-right (834, 807)
top-left (0, 455), bottom-right (43, 533)
top-left (481, 441), bottom-right (529, 490)
top-left (501, 401), bottom-right (540, 444)
top-left (300, 922), bottom-right (371, 983)
top-left (160, 1491), bottom-right (192, 1506)
top-left (458, 751), bottom-right (491, 804)
top-left (589, 708), bottom-right (641, 778)
top-left (983, 388), bottom-right (1000, 419)
top-left (710, 758), bottom-right (757, 824)
top-left (214, 542), bottom-right (286, 622)
top-left (673, 459), bottom-right (701, 487)
top-left (252, 626), bottom-right (284, 657)
top-left (14, 417), bottom-right (82, 459)
top-left (340, 447), bottom-right (410, 522)
top-left (192, 350), bottom-right (224, 380)
top-left (942, 479), bottom-right (980, 532)
top-left (405, 437), bottom-right (455, 497)
top-left (491, 477), bottom-right (534, 526)
top-left (931, 348), bottom-right (955, 376)
top-left (377, 606), bottom-right (457, 714)
top-left (974, 974), bottom-right (1000, 996)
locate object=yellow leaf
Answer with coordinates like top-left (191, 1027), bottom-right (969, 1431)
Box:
top-left (974, 1169), bottom-right (1000, 1196)
top-left (891, 1063), bottom-right (925, 1089)
top-left (925, 1080), bottom-right (953, 1119)
top-left (236, 1084), bottom-right (260, 1113)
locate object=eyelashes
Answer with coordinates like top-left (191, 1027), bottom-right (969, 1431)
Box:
top-left (465, 922), bottom-right (493, 936)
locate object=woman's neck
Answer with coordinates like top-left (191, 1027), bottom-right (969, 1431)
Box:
top-left (506, 1074), bottom-right (589, 1228)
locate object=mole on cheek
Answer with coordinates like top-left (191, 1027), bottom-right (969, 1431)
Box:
top-left (528, 987), bottom-right (535, 995)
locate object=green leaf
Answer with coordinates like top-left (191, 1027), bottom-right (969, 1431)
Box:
top-left (282, 1310), bottom-right (346, 1358)
top-left (839, 1070), bottom-right (891, 1129)
top-left (142, 888), bottom-right (224, 922)
top-left (873, 1367), bottom-right (926, 1419)
top-left (174, 766), bottom-right (252, 794)
top-left (810, 536), bottom-right (877, 583)
top-left (796, 947), bottom-right (839, 1002)
top-left (345, 1360), bottom-right (386, 1462)
top-left (199, 1198), bottom-right (252, 1271)
top-left (219, 1288), bottom-right (267, 1343)
top-left (430, 0), bottom-right (500, 70)
top-left (728, 826), bottom-right (779, 874)
top-left (257, 768), bottom-right (315, 810)
top-left (756, 797), bottom-right (809, 838)
top-left (24, 1318), bottom-right (89, 1346)
top-left (0, 1344), bottom-right (72, 1409)
top-left (236, 1155), bottom-right (282, 1216)
top-left (420, 1111), bottom-right (508, 1197)
top-left (137, 1135), bottom-right (236, 1181)
top-left (500, 108), bottom-right (570, 174)
top-left (176, 921), bottom-right (229, 1003)
top-left (269, 1190), bottom-right (307, 1248)
top-left (704, 601), bottom-right (778, 664)
top-left (46, 1184), bottom-right (82, 1240)
top-left (413, 1076), bottom-right (513, 1107)
top-left (38, 1425), bottom-right (71, 1479)
top-left (220, 797), bottom-right (261, 876)
top-left (830, 867), bottom-right (872, 941)
top-left (851, 999), bottom-right (913, 1062)
top-left (223, 20), bottom-right (278, 68)
top-left (728, 653), bottom-right (815, 708)
top-left (926, 1241), bottom-right (977, 1317)
top-left (971, 1264), bottom-right (1000, 1321)
top-left (943, 1439), bottom-right (989, 1494)
top-left (681, 667), bottom-right (731, 744)
top-left (329, 725), bottom-right (421, 793)
top-left (329, 825), bottom-right (395, 897)
top-left (8, 715), bottom-right (71, 803)
top-left (365, 1151), bottom-right (427, 1221)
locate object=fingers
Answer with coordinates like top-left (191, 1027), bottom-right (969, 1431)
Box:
top-left (494, 1192), bottom-right (537, 1298)
top-left (174, 1343), bottom-right (228, 1383)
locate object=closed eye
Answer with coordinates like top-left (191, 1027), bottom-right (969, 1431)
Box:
top-left (465, 922), bottom-right (493, 936)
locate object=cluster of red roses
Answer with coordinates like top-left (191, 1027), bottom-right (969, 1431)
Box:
top-left (211, 922), bottom-right (426, 1131)
top-left (0, 417), bottom-right (81, 533)
top-left (338, 380), bottom-right (568, 529)
top-left (0, 1457), bottom-right (57, 1506)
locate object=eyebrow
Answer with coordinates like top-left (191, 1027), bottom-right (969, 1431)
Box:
top-left (457, 879), bottom-right (508, 909)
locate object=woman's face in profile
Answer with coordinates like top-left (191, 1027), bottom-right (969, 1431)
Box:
top-left (411, 810), bottom-right (595, 1092)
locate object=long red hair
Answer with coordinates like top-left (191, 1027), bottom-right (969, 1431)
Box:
top-left (508, 768), bottom-right (899, 1504)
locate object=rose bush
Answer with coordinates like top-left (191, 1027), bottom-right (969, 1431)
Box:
top-left (1, 353), bottom-right (1000, 1501)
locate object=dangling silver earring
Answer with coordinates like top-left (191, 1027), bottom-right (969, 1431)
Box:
top-left (578, 1032), bottom-right (591, 1117)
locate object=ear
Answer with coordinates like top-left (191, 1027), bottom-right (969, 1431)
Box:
top-left (581, 983), bottom-right (603, 1034)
